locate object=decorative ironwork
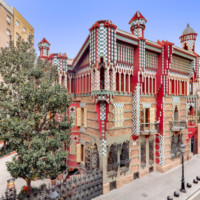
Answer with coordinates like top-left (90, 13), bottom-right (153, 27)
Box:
top-left (188, 115), bottom-right (198, 123)
top-left (107, 145), bottom-right (118, 172)
top-left (85, 143), bottom-right (99, 171)
top-left (91, 144), bottom-right (99, 170)
top-left (140, 123), bottom-right (159, 135)
top-left (149, 140), bottom-right (154, 165)
top-left (141, 142), bottom-right (146, 168)
top-left (120, 142), bottom-right (130, 168)
top-left (171, 134), bottom-right (182, 158)
top-left (0, 170), bottom-right (103, 200)
top-left (170, 121), bottom-right (187, 131)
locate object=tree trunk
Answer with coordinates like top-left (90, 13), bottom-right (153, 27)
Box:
top-left (3, 141), bottom-right (7, 151)
top-left (26, 179), bottom-right (31, 194)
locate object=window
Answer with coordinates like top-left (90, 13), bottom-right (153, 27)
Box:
top-left (7, 16), bottom-right (11, 24)
top-left (76, 107), bottom-right (87, 127)
top-left (174, 106), bottom-right (178, 121)
top-left (81, 108), bottom-right (84, 126)
top-left (81, 144), bottom-right (84, 162)
top-left (110, 181), bottom-right (116, 191)
top-left (171, 134), bottom-right (182, 158)
top-left (141, 142), bottom-right (146, 168)
top-left (16, 20), bottom-right (19, 27)
top-left (6, 29), bottom-right (10, 36)
top-left (23, 27), bottom-right (26, 33)
top-left (6, 42), bottom-right (9, 47)
top-left (100, 58), bottom-right (105, 90)
top-left (91, 144), bottom-right (99, 170)
top-left (120, 142), bottom-right (130, 168)
top-left (107, 145), bottom-right (118, 172)
top-left (149, 140), bottom-right (154, 165)
top-left (16, 32), bottom-right (19, 39)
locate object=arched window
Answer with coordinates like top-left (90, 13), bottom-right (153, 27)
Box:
top-left (189, 78), bottom-right (193, 95)
top-left (116, 72), bottom-right (119, 92)
top-left (120, 142), bottom-right (129, 168)
top-left (189, 106), bottom-right (194, 116)
top-left (107, 145), bottom-right (118, 172)
top-left (121, 73), bottom-right (124, 92)
top-left (126, 74), bottom-right (129, 92)
top-left (174, 106), bottom-right (178, 121)
top-left (100, 57), bottom-right (105, 90)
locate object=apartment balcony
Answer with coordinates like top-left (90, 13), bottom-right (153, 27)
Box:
top-left (170, 121), bottom-right (187, 132)
top-left (140, 123), bottom-right (159, 135)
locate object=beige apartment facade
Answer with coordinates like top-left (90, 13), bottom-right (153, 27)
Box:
top-left (13, 8), bottom-right (34, 45)
top-left (0, 0), bottom-right (14, 48)
top-left (0, 0), bottom-right (34, 49)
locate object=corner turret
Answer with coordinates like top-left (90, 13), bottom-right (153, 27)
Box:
top-left (129, 11), bottom-right (147, 38)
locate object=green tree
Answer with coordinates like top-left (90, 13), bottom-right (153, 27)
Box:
top-left (0, 38), bottom-right (72, 194)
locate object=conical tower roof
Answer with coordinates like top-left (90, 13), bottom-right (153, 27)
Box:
top-left (182, 24), bottom-right (195, 35)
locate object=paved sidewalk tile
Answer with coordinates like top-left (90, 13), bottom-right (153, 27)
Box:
top-left (93, 155), bottom-right (200, 200)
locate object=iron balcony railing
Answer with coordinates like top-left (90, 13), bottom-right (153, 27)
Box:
top-left (170, 120), bottom-right (187, 131)
top-left (188, 115), bottom-right (199, 122)
top-left (120, 159), bottom-right (131, 166)
top-left (107, 162), bottom-right (119, 171)
top-left (140, 123), bottom-right (159, 135)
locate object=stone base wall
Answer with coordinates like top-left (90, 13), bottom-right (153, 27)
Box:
top-left (103, 174), bottom-right (133, 194)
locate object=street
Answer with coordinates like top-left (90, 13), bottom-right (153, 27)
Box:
top-left (94, 155), bottom-right (200, 200)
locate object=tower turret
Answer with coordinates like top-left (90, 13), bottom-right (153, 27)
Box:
top-left (129, 11), bottom-right (147, 38)
top-left (38, 38), bottom-right (50, 58)
top-left (180, 24), bottom-right (197, 52)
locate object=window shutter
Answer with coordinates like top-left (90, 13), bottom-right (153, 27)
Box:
top-left (77, 108), bottom-right (81, 127)
top-left (84, 108), bottom-right (87, 127)
top-left (143, 109), bottom-right (146, 123)
top-left (150, 108), bottom-right (155, 129)
top-left (76, 144), bottom-right (81, 163)
top-left (150, 108), bottom-right (155, 123)
top-left (70, 144), bottom-right (76, 155)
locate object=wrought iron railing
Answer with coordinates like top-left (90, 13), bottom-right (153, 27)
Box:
top-left (120, 159), bottom-right (130, 167)
top-left (170, 120), bottom-right (187, 130)
top-left (107, 162), bottom-right (119, 172)
top-left (0, 170), bottom-right (103, 200)
top-left (140, 123), bottom-right (159, 134)
top-left (188, 115), bottom-right (198, 122)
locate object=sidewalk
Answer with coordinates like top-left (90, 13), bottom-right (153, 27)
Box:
top-left (94, 155), bottom-right (200, 200)
top-left (0, 153), bottom-right (50, 196)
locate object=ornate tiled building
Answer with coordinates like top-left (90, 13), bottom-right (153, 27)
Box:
top-left (39, 11), bottom-right (199, 193)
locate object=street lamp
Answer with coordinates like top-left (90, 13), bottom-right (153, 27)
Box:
top-left (180, 143), bottom-right (186, 193)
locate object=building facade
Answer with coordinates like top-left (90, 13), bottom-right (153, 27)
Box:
top-left (0, 0), bottom-right (34, 49)
top-left (0, 0), bottom-right (14, 48)
top-left (39, 11), bottom-right (199, 194)
top-left (13, 7), bottom-right (34, 46)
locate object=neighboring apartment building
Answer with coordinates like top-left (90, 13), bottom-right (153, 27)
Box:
top-left (13, 7), bottom-right (34, 45)
top-left (41, 11), bottom-right (199, 194)
top-left (0, 0), bottom-right (34, 48)
top-left (0, 0), bottom-right (14, 48)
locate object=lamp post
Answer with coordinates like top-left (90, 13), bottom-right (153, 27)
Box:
top-left (180, 143), bottom-right (186, 193)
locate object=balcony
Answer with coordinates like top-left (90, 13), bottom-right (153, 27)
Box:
top-left (170, 121), bottom-right (187, 132)
top-left (188, 115), bottom-right (198, 123)
top-left (140, 123), bottom-right (159, 135)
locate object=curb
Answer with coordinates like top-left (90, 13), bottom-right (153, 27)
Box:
top-left (0, 151), bottom-right (16, 159)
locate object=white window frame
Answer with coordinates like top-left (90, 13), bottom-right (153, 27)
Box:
top-left (16, 20), bottom-right (19, 27)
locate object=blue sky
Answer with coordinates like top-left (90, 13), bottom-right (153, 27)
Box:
top-left (5, 0), bottom-right (200, 58)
